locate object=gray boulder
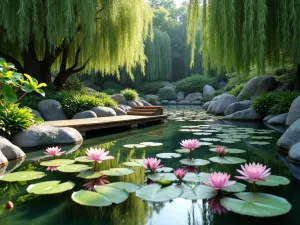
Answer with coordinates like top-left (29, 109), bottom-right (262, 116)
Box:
top-left (110, 94), bottom-right (127, 105)
top-left (177, 92), bottom-right (185, 102)
top-left (263, 114), bottom-right (276, 122)
top-left (12, 125), bottom-right (83, 148)
top-left (191, 101), bottom-right (202, 105)
top-left (38, 99), bottom-right (67, 121)
top-left (288, 142), bottom-right (300, 163)
top-left (207, 102), bottom-right (216, 113)
top-left (178, 100), bottom-right (190, 105)
top-left (267, 113), bottom-right (288, 126)
top-left (286, 96), bottom-right (300, 127)
top-left (0, 152), bottom-right (8, 166)
top-left (111, 107), bottom-right (127, 116)
top-left (29, 108), bottom-right (42, 118)
top-left (273, 83), bottom-right (293, 92)
top-left (239, 100), bottom-right (252, 107)
top-left (83, 80), bottom-right (101, 91)
top-left (0, 136), bottom-right (25, 160)
top-left (224, 102), bottom-right (249, 116)
top-left (145, 95), bottom-right (159, 101)
top-left (72, 110), bottom-right (97, 119)
top-left (203, 101), bottom-right (213, 110)
top-left (127, 101), bottom-right (137, 108)
top-left (212, 94), bottom-right (238, 115)
top-left (276, 119), bottom-right (300, 152)
top-left (139, 100), bottom-right (151, 106)
top-left (161, 100), bottom-right (169, 105)
top-left (91, 106), bottom-right (117, 117)
top-left (161, 81), bottom-right (175, 89)
top-left (134, 101), bottom-right (144, 106)
top-left (185, 92), bottom-right (203, 102)
top-left (169, 100), bottom-right (177, 105)
top-left (212, 93), bottom-right (227, 101)
top-left (118, 104), bottom-right (132, 112)
top-left (237, 76), bottom-right (277, 100)
top-left (86, 87), bottom-right (97, 93)
top-left (203, 85), bottom-right (215, 99)
top-left (224, 108), bottom-right (262, 121)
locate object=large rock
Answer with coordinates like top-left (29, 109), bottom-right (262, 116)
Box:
top-left (212, 94), bottom-right (238, 115)
top-left (224, 108), bottom-right (262, 121)
top-left (127, 101), bottom-right (137, 108)
top-left (286, 96), bottom-right (300, 127)
top-left (288, 142), bottom-right (300, 163)
top-left (276, 119), bottom-right (300, 152)
top-left (12, 125), bottom-right (83, 148)
top-left (72, 110), bottom-right (97, 119)
top-left (161, 100), bottom-right (169, 105)
top-left (118, 104), bottom-right (132, 112)
top-left (239, 100), bottom-right (252, 107)
top-left (91, 106), bottom-right (117, 117)
top-left (0, 136), bottom-right (25, 160)
top-left (191, 101), bottom-right (201, 105)
top-left (267, 113), bottom-right (288, 126)
top-left (83, 80), bottom-right (101, 91)
top-left (185, 92), bottom-right (203, 102)
top-left (203, 85), bottom-right (215, 99)
top-left (169, 100), bottom-right (177, 105)
top-left (139, 100), bottom-right (152, 106)
top-left (224, 102), bottom-right (249, 116)
top-left (263, 114), bottom-right (276, 122)
top-left (110, 94), bottom-right (127, 105)
top-left (212, 93), bottom-right (227, 101)
top-left (161, 81), bottom-right (175, 89)
top-left (237, 76), bottom-right (277, 100)
top-left (38, 99), bottom-right (67, 121)
top-left (207, 102), bottom-right (216, 113)
top-left (111, 107), bottom-right (127, 116)
top-left (145, 95), bottom-right (159, 101)
top-left (177, 92), bottom-right (185, 102)
top-left (178, 100), bottom-right (190, 105)
top-left (29, 108), bottom-right (42, 118)
top-left (134, 101), bottom-right (143, 106)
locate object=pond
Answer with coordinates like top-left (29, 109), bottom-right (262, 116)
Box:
top-left (0, 107), bottom-right (299, 225)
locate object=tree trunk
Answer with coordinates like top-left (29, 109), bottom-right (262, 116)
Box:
top-left (53, 71), bottom-right (72, 90)
top-left (294, 64), bottom-right (300, 91)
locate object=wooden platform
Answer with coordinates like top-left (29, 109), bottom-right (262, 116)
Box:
top-left (127, 106), bottom-right (163, 116)
top-left (42, 115), bottom-right (167, 132)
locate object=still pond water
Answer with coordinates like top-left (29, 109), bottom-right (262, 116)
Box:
top-left (0, 107), bottom-right (299, 225)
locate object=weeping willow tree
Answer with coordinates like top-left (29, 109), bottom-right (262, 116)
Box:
top-left (0, 0), bottom-right (153, 89)
top-left (187, 0), bottom-right (300, 89)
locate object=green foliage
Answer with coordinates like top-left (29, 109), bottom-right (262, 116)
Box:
top-left (138, 82), bottom-right (164, 94)
top-left (157, 87), bottom-right (176, 101)
top-left (0, 101), bottom-right (34, 138)
top-left (175, 75), bottom-right (216, 94)
top-left (251, 93), bottom-right (279, 115)
top-left (103, 81), bottom-right (122, 92)
top-left (63, 77), bottom-right (86, 93)
top-left (147, 97), bottom-right (158, 105)
top-left (213, 89), bottom-right (225, 97)
top-left (121, 88), bottom-right (139, 101)
top-left (103, 89), bottom-right (119, 95)
top-left (228, 84), bottom-right (245, 97)
top-left (269, 92), bottom-right (300, 115)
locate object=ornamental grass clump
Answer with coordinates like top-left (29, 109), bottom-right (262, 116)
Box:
top-left (121, 88), bottom-right (139, 101)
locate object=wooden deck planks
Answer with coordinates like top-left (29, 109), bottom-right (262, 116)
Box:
top-left (42, 115), bottom-right (167, 132)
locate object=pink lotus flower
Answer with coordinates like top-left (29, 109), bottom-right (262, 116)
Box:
top-left (44, 146), bottom-right (65, 157)
top-left (216, 146), bottom-right (227, 157)
top-left (203, 172), bottom-right (235, 190)
top-left (235, 162), bottom-right (271, 182)
top-left (83, 175), bottom-right (110, 191)
top-left (144, 158), bottom-right (163, 172)
top-left (174, 168), bottom-right (187, 184)
top-left (180, 139), bottom-right (201, 150)
top-left (83, 148), bottom-right (114, 163)
top-left (46, 166), bottom-right (58, 171)
top-left (208, 196), bottom-right (228, 215)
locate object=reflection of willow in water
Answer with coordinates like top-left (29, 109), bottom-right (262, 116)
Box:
top-left (186, 200), bottom-right (213, 225)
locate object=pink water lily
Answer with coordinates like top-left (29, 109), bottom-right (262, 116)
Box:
top-left (216, 146), bottom-right (227, 157)
top-left (182, 165), bottom-right (198, 174)
top-left (44, 146), bottom-right (65, 157)
top-left (46, 166), bottom-right (58, 171)
top-left (235, 162), bottom-right (271, 182)
top-left (144, 158), bottom-right (163, 172)
top-left (203, 172), bottom-right (235, 190)
top-left (84, 148), bottom-right (114, 171)
top-left (174, 168), bottom-right (187, 184)
top-left (208, 196), bottom-right (228, 215)
top-left (83, 175), bottom-right (110, 191)
top-left (180, 139), bottom-right (200, 159)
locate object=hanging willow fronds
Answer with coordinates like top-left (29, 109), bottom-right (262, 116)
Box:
top-left (187, 0), bottom-right (300, 75)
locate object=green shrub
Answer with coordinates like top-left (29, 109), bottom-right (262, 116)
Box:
top-left (103, 88), bottom-right (118, 95)
top-left (0, 101), bottom-right (34, 138)
top-left (148, 97), bottom-right (157, 105)
top-left (175, 75), bottom-right (217, 94)
top-left (138, 82), bottom-right (164, 94)
top-left (251, 93), bottom-right (279, 114)
top-left (103, 81), bottom-right (122, 91)
top-left (63, 77), bottom-right (86, 93)
top-left (121, 88), bottom-right (138, 101)
top-left (228, 83), bottom-right (245, 97)
top-left (157, 87), bottom-right (176, 101)
top-left (213, 89), bottom-right (225, 97)
top-left (269, 92), bottom-right (300, 115)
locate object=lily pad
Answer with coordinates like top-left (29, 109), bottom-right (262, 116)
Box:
top-left (40, 159), bottom-right (75, 167)
top-left (175, 149), bottom-right (190, 153)
top-left (77, 171), bottom-right (103, 179)
top-left (209, 148), bottom-right (246, 154)
top-left (94, 185), bottom-right (129, 203)
top-left (147, 172), bottom-right (177, 182)
top-left (156, 153), bottom-right (181, 159)
top-left (136, 183), bottom-right (182, 202)
top-left (248, 175), bottom-right (290, 186)
top-left (0, 171), bottom-right (46, 182)
top-left (180, 158), bottom-right (210, 166)
top-left (221, 182), bottom-right (246, 192)
top-left (193, 132), bottom-right (212, 136)
top-left (140, 142), bottom-right (163, 147)
top-left (209, 156), bottom-right (246, 164)
top-left (75, 157), bottom-right (94, 163)
top-left (57, 164), bottom-right (91, 173)
top-left (101, 168), bottom-right (135, 176)
top-left (220, 192), bottom-right (292, 217)
top-left (27, 180), bottom-right (75, 194)
top-left (200, 138), bottom-right (221, 142)
top-left (179, 184), bottom-right (217, 200)
top-left (198, 142), bottom-right (213, 146)
top-left (156, 167), bottom-right (173, 172)
top-left (251, 136), bottom-right (272, 140)
top-left (122, 159), bottom-right (144, 167)
top-left (123, 144), bottom-right (146, 148)
top-left (182, 172), bottom-right (210, 183)
top-left (249, 141), bottom-right (270, 145)
top-left (106, 182), bottom-right (141, 192)
top-left (220, 139), bottom-right (241, 144)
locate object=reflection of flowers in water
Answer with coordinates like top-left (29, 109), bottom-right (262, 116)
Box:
top-left (208, 196), bottom-right (228, 215)
top-left (46, 166), bottom-right (58, 171)
top-left (83, 175), bottom-right (110, 191)
top-left (183, 166), bottom-right (198, 174)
